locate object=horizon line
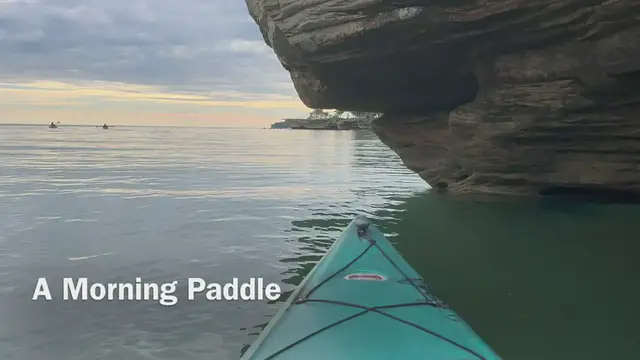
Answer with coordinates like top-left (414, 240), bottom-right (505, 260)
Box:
top-left (0, 122), bottom-right (272, 129)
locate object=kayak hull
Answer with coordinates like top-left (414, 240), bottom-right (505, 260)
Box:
top-left (241, 215), bottom-right (502, 360)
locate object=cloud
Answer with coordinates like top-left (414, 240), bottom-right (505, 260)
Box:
top-left (227, 39), bottom-right (271, 54)
top-left (1, 79), bottom-right (308, 109)
top-left (0, 0), bottom-right (299, 103)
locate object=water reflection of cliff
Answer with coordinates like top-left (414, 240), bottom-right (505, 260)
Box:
top-left (247, 189), bottom-right (640, 359)
top-left (239, 131), bottom-right (428, 357)
top-left (388, 194), bottom-right (640, 359)
top-left (350, 129), bottom-right (383, 171)
top-left (276, 129), bottom-right (424, 297)
top-left (274, 136), bottom-right (428, 299)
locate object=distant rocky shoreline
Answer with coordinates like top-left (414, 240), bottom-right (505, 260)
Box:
top-left (247, 0), bottom-right (640, 200)
top-left (271, 109), bottom-right (378, 130)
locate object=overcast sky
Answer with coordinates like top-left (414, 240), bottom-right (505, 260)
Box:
top-left (0, 0), bottom-right (309, 126)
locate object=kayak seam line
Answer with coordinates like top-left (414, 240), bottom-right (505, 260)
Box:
top-left (364, 232), bottom-right (433, 304)
top-left (372, 306), bottom-right (488, 360)
top-left (297, 299), bottom-right (488, 360)
top-left (359, 227), bottom-right (486, 359)
top-left (262, 299), bottom-right (486, 360)
top-left (264, 228), bottom-right (380, 359)
top-left (297, 299), bottom-right (439, 309)
top-left (258, 223), bottom-right (487, 360)
top-left (262, 309), bottom-right (370, 360)
top-left (297, 242), bottom-right (374, 302)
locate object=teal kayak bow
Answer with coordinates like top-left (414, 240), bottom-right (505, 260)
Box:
top-left (242, 215), bottom-right (502, 360)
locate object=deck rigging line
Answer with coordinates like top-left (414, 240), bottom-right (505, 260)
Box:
top-left (263, 226), bottom-right (487, 360)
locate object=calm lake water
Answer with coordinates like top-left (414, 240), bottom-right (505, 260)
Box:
top-left (0, 125), bottom-right (638, 360)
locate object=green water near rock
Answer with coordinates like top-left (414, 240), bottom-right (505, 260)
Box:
top-left (0, 125), bottom-right (638, 360)
top-left (271, 194), bottom-right (640, 360)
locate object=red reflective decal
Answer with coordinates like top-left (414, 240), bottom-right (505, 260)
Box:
top-left (344, 273), bottom-right (386, 281)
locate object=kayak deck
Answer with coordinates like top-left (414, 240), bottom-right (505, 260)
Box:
top-left (242, 215), bottom-right (502, 360)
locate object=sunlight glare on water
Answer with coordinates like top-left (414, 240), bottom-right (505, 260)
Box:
top-left (0, 125), bottom-right (428, 360)
top-left (1, 125), bottom-right (639, 360)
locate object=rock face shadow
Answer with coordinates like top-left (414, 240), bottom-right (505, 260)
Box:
top-left (245, 0), bottom-right (640, 201)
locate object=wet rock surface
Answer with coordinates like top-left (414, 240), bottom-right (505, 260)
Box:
top-left (245, 0), bottom-right (640, 198)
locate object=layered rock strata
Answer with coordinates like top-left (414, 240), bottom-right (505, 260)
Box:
top-left (246, 0), bottom-right (640, 197)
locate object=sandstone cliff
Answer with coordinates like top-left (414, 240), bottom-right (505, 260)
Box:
top-left (245, 0), bottom-right (640, 198)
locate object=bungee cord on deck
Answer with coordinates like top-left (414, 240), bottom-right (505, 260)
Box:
top-left (262, 223), bottom-right (488, 360)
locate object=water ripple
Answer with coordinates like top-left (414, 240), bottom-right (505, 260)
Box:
top-left (0, 125), bottom-right (429, 360)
